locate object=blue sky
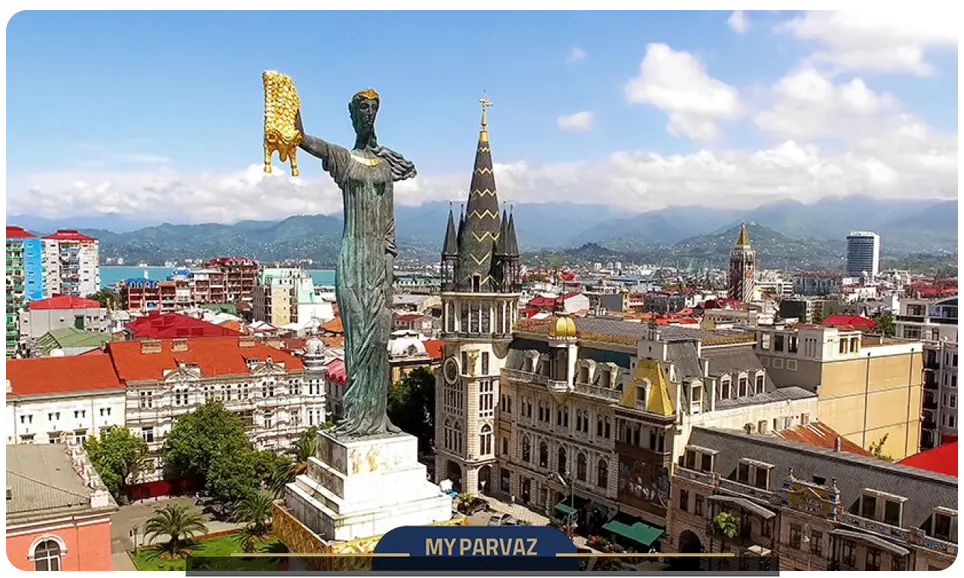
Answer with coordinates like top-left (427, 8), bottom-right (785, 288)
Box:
top-left (5, 10), bottom-right (958, 223)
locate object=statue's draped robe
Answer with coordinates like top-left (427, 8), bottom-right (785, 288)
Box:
top-left (322, 144), bottom-right (398, 436)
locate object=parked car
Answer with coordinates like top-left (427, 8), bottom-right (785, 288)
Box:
top-left (487, 513), bottom-right (520, 526)
top-left (465, 499), bottom-right (490, 515)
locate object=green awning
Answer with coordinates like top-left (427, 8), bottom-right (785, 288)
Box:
top-left (603, 515), bottom-right (664, 547)
top-left (553, 496), bottom-right (590, 516)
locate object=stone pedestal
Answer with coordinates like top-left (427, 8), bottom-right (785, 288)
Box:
top-left (284, 430), bottom-right (452, 542)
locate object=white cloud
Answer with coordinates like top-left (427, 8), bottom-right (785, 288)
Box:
top-left (728, 11), bottom-right (750, 34)
top-left (557, 111), bottom-right (593, 132)
top-left (779, 10), bottom-right (958, 76)
top-left (9, 130), bottom-right (955, 223)
top-left (624, 43), bottom-right (743, 140)
top-left (565, 47), bottom-right (586, 64)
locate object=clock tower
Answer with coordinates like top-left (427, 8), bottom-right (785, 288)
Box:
top-left (434, 96), bottom-right (521, 496)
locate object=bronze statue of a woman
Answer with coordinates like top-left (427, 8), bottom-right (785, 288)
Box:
top-left (295, 89), bottom-right (417, 437)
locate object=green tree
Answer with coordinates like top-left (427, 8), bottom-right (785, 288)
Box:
top-left (387, 367), bottom-right (436, 454)
top-left (163, 401), bottom-right (250, 478)
top-left (869, 434), bottom-right (893, 461)
top-left (143, 502), bottom-right (209, 557)
top-left (207, 448), bottom-right (260, 504)
top-left (233, 491), bottom-right (274, 553)
top-left (268, 426), bottom-right (318, 498)
top-left (713, 511), bottom-right (740, 555)
top-left (84, 426), bottom-right (151, 499)
top-left (251, 449), bottom-right (288, 487)
top-left (85, 288), bottom-right (120, 310)
top-left (874, 312), bottom-right (896, 337)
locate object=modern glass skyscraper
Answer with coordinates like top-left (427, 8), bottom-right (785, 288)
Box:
top-left (846, 231), bottom-right (880, 278)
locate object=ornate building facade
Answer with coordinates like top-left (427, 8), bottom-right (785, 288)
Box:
top-left (434, 97), bottom-right (522, 495)
top-left (728, 224), bottom-right (756, 303)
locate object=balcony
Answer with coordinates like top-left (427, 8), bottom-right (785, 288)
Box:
top-left (923, 397), bottom-right (939, 411)
top-left (924, 377), bottom-right (939, 390)
top-left (504, 368), bottom-right (548, 386)
top-left (573, 382), bottom-right (622, 402)
top-left (925, 358), bottom-right (941, 371)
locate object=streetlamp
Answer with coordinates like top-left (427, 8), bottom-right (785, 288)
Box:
top-left (547, 471), bottom-right (575, 539)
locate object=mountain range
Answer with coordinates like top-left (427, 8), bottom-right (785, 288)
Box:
top-left (7, 195), bottom-right (957, 270)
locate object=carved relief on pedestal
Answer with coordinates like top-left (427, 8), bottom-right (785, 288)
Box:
top-left (349, 449), bottom-right (362, 474)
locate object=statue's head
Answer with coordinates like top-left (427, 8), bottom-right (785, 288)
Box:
top-left (349, 88), bottom-right (380, 136)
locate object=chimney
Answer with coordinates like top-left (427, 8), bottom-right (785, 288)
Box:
top-left (238, 336), bottom-right (256, 348)
top-left (140, 339), bottom-right (163, 354)
top-left (172, 338), bottom-right (189, 352)
top-left (834, 437), bottom-right (841, 452)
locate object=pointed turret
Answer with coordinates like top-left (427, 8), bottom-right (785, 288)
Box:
top-left (504, 209), bottom-right (519, 258)
top-left (455, 95), bottom-right (503, 292)
top-left (442, 205), bottom-right (458, 257)
top-left (735, 223), bottom-right (751, 247)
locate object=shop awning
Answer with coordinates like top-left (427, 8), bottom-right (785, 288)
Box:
top-left (554, 496), bottom-right (590, 516)
top-left (602, 514), bottom-right (664, 547)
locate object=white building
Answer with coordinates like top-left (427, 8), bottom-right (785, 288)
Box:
top-left (6, 356), bottom-right (126, 445)
top-left (896, 296), bottom-right (958, 449)
top-left (253, 268), bottom-right (335, 328)
top-left (41, 230), bottom-right (100, 298)
top-left (845, 231), bottom-right (881, 278)
top-left (107, 335), bottom-right (325, 483)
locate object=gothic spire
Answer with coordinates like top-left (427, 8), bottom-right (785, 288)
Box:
top-left (735, 223), bottom-right (751, 247)
top-left (455, 94), bottom-right (503, 291)
top-left (504, 208), bottom-right (519, 257)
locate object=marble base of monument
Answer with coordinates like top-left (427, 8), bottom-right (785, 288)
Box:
top-left (284, 430), bottom-right (451, 542)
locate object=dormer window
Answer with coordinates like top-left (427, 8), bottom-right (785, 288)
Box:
top-left (860, 489), bottom-right (907, 527)
top-left (720, 377), bottom-right (732, 399)
top-left (738, 376), bottom-right (748, 397)
top-left (932, 507), bottom-right (956, 542)
top-left (691, 384), bottom-right (702, 414)
top-left (737, 458), bottom-right (774, 490)
top-left (684, 445), bottom-right (717, 473)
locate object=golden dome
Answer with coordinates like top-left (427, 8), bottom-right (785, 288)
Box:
top-left (548, 313), bottom-right (577, 339)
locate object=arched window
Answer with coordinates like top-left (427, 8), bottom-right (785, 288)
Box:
top-left (443, 419), bottom-right (453, 451)
top-left (480, 424), bottom-right (493, 456)
top-left (597, 459), bottom-right (609, 488)
top-left (557, 446), bottom-right (568, 475)
top-left (539, 441), bottom-right (549, 468)
top-left (522, 435), bottom-right (531, 462)
top-left (33, 539), bottom-right (62, 571)
top-left (576, 453), bottom-right (588, 482)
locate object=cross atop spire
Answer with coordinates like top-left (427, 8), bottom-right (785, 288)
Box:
top-left (480, 93), bottom-right (493, 130)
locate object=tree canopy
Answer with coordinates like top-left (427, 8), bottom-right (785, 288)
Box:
top-left (164, 401), bottom-right (250, 478)
top-left (84, 426), bottom-right (151, 499)
top-left (387, 367), bottom-right (436, 454)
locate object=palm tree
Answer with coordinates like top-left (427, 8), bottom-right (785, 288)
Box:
top-left (269, 427), bottom-right (317, 497)
top-left (233, 491), bottom-right (274, 552)
top-left (144, 503), bottom-right (209, 557)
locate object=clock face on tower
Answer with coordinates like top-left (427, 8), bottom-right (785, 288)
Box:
top-left (443, 356), bottom-right (460, 384)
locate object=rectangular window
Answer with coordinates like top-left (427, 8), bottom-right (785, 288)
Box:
top-left (679, 489), bottom-right (689, 512)
top-left (884, 500), bottom-right (901, 526)
top-left (141, 427), bottom-right (154, 443)
top-left (810, 531), bottom-right (822, 556)
top-left (861, 495), bottom-right (877, 519)
top-left (754, 374), bottom-right (765, 394)
top-left (700, 453), bottom-right (712, 473)
top-left (933, 513), bottom-right (952, 541)
top-left (865, 548), bottom-right (881, 571)
top-left (789, 524), bottom-right (802, 549)
top-left (754, 467), bottom-right (769, 489)
top-left (738, 463), bottom-right (750, 484)
top-left (738, 377), bottom-right (748, 397)
top-left (482, 352), bottom-right (490, 375)
top-left (694, 494), bottom-right (704, 516)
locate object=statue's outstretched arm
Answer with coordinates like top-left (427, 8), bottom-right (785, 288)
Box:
top-left (295, 109), bottom-right (330, 161)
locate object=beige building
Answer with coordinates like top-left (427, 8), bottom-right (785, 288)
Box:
top-left (253, 283), bottom-right (294, 327)
top-left (467, 315), bottom-right (816, 549)
top-left (755, 325), bottom-right (923, 460)
top-left (667, 427), bottom-right (956, 571)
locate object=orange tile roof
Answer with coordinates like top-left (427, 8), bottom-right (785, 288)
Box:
top-left (395, 313), bottom-right (424, 322)
top-left (106, 336), bottom-right (304, 382)
top-left (321, 316), bottom-right (343, 334)
top-left (321, 336), bottom-right (344, 348)
top-left (774, 422), bottom-right (872, 457)
top-left (423, 339), bottom-right (444, 360)
top-left (6, 356), bottom-right (121, 396)
top-left (218, 319), bottom-right (247, 333)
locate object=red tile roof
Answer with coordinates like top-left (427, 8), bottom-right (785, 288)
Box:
top-left (42, 229), bottom-right (97, 241)
top-left (6, 226), bottom-right (36, 239)
top-left (822, 314), bottom-right (876, 329)
top-left (107, 336), bottom-right (304, 382)
top-left (395, 313), bottom-right (424, 322)
top-left (325, 358), bottom-right (346, 384)
top-left (126, 312), bottom-right (241, 339)
top-left (898, 442), bottom-right (958, 477)
top-left (321, 316), bottom-right (344, 334)
top-left (774, 422), bottom-right (872, 457)
top-left (6, 356), bottom-right (121, 396)
top-left (423, 339), bottom-right (444, 360)
top-left (28, 295), bottom-right (102, 310)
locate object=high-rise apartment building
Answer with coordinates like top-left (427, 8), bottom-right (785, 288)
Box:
top-left (6, 227), bottom-right (44, 357)
top-left (204, 257), bottom-right (259, 304)
top-left (846, 231), bottom-right (880, 278)
top-left (41, 230), bottom-right (100, 298)
top-left (252, 268), bottom-right (335, 327)
top-left (728, 224), bottom-right (755, 303)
